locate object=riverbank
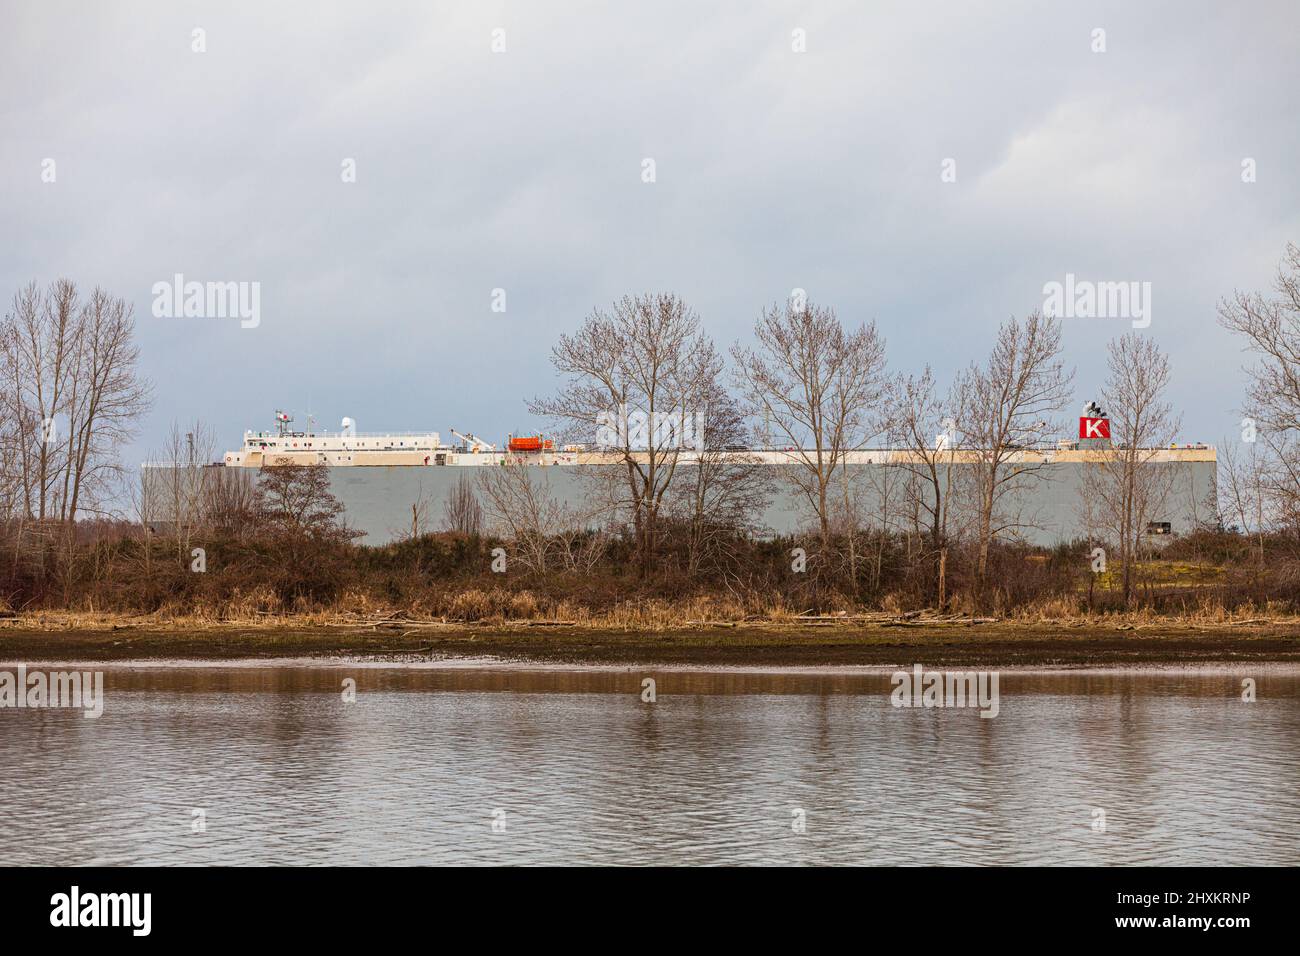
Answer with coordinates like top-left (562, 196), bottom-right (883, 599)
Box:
top-left (1, 611), bottom-right (1297, 666)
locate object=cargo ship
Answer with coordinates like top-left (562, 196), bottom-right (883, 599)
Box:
top-left (202, 408), bottom-right (1216, 547)
top-left (222, 410), bottom-right (1213, 469)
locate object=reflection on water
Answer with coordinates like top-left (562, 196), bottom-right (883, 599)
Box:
top-left (1, 665), bottom-right (1297, 865)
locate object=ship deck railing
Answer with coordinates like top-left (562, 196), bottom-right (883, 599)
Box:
top-left (245, 431), bottom-right (442, 439)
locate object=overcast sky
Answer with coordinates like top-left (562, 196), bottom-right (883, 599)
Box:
top-left (3, 0), bottom-right (1298, 467)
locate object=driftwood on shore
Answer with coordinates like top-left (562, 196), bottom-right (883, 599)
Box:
top-left (2, 607), bottom-right (1294, 638)
top-left (364, 617), bottom-right (580, 629)
top-left (782, 610), bottom-right (1002, 628)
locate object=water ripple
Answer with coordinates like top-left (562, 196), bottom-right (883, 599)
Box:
top-left (0, 667), bottom-right (1297, 865)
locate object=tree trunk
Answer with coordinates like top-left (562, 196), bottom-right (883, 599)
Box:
top-left (937, 547), bottom-right (947, 609)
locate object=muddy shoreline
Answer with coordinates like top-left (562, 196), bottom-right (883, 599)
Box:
top-left (1, 621), bottom-right (1297, 667)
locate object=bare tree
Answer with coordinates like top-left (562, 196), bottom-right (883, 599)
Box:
top-left (529, 293), bottom-right (716, 576)
top-left (0, 281), bottom-right (150, 524)
top-left (1, 280), bottom-right (77, 522)
top-left (1, 280), bottom-right (151, 589)
top-left (956, 312), bottom-right (1074, 591)
top-left (1078, 333), bottom-right (1180, 604)
top-left (442, 473), bottom-right (484, 535)
top-left (1218, 437), bottom-right (1267, 570)
top-left (252, 460), bottom-right (358, 605)
top-left (203, 466), bottom-right (257, 539)
top-left (667, 380), bottom-right (774, 576)
top-left (62, 287), bottom-right (152, 522)
top-left (0, 402), bottom-right (19, 520)
top-left (478, 461), bottom-right (566, 573)
top-left (730, 299), bottom-right (887, 567)
top-left (1218, 241), bottom-right (1300, 529)
top-left (890, 367), bottom-right (960, 603)
top-left (552, 515), bottom-right (611, 576)
top-left (853, 448), bottom-right (904, 597)
top-left (477, 460), bottom-right (614, 574)
top-left (401, 486), bottom-right (432, 541)
top-left (256, 459), bottom-right (354, 542)
top-left (147, 419), bottom-right (218, 560)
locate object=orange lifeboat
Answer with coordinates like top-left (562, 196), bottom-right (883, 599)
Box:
top-left (507, 435), bottom-right (553, 453)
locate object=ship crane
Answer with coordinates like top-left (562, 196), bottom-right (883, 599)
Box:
top-left (449, 428), bottom-right (495, 453)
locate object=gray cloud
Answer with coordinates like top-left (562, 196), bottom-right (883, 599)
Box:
top-left (2, 0), bottom-right (1297, 470)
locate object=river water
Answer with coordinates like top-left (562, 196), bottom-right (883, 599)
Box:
top-left (1, 663), bottom-right (1296, 865)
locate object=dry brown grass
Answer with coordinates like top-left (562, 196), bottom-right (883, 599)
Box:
top-left (5, 598), bottom-right (1298, 636)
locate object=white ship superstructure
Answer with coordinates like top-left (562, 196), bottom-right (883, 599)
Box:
top-left (226, 430), bottom-right (455, 467)
top-left (221, 411), bottom-right (1214, 469)
top-left (223, 412), bottom-right (583, 467)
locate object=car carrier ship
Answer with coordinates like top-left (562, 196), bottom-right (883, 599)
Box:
top-left (222, 410), bottom-right (1213, 468)
top-left (203, 409), bottom-right (1217, 546)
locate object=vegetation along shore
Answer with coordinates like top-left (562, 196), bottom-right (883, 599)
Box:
top-left (1, 609), bottom-right (1297, 667)
top-left (3, 246), bottom-right (1299, 663)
